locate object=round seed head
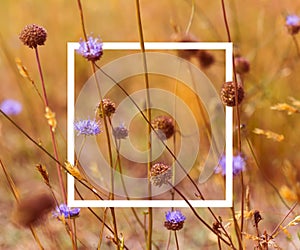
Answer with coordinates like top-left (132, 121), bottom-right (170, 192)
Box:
top-left (98, 98), bottom-right (116, 118)
top-left (235, 56), bottom-right (250, 74)
top-left (220, 81), bottom-right (244, 106)
top-left (152, 115), bottom-right (174, 140)
top-left (19, 24), bottom-right (47, 48)
top-left (150, 163), bottom-right (172, 187)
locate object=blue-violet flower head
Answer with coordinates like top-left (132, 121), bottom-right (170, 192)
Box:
top-left (77, 35), bottom-right (103, 61)
top-left (0, 99), bottom-right (22, 115)
top-left (164, 210), bottom-right (186, 231)
top-left (286, 15), bottom-right (300, 35)
top-left (113, 123), bottom-right (129, 140)
top-left (74, 119), bottom-right (101, 136)
top-left (215, 154), bottom-right (246, 176)
top-left (286, 15), bottom-right (300, 26)
top-left (53, 204), bottom-right (80, 219)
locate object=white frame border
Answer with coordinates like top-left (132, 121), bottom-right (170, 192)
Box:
top-left (67, 42), bottom-right (233, 207)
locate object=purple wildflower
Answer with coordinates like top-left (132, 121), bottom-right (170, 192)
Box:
top-left (286, 15), bottom-right (300, 26)
top-left (286, 15), bottom-right (300, 35)
top-left (113, 123), bottom-right (128, 140)
top-left (0, 99), bottom-right (22, 115)
top-left (215, 154), bottom-right (246, 176)
top-left (164, 210), bottom-right (186, 231)
top-left (76, 35), bottom-right (103, 61)
top-left (53, 204), bottom-right (80, 219)
top-left (74, 119), bottom-right (101, 136)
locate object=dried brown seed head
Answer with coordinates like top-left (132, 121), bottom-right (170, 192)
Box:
top-left (220, 81), bottom-right (244, 106)
top-left (97, 98), bottom-right (116, 118)
top-left (19, 24), bottom-right (47, 48)
top-left (150, 163), bottom-right (172, 187)
top-left (152, 115), bottom-right (174, 140)
top-left (235, 56), bottom-right (250, 74)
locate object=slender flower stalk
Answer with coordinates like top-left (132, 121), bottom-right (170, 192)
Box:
top-left (34, 47), bottom-right (67, 204)
top-left (19, 23), bottom-right (66, 204)
top-left (96, 63), bottom-right (233, 245)
top-left (135, 1), bottom-right (153, 249)
top-left (75, 2), bottom-right (119, 247)
top-left (220, 1), bottom-right (244, 246)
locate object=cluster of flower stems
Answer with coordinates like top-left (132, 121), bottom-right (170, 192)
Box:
top-left (1, 0), bottom-right (300, 250)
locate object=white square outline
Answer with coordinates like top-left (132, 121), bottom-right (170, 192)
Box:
top-left (67, 42), bottom-right (233, 208)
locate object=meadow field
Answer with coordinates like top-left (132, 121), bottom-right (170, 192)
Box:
top-left (1, 0), bottom-right (300, 249)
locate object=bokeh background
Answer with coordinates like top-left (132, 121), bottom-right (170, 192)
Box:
top-left (1, 0), bottom-right (300, 249)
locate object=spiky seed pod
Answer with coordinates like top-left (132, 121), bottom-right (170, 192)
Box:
top-left (12, 192), bottom-right (55, 228)
top-left (19, 24), bottom-right (47, 48)
top-left (234, 56), bottom-right (250, 74)
top-left (97, 98), bottom-right (116, 118)
top-left (220, 81), bottom-right (244, 106)
top-left (197, 50), bottom-right (215, 68)
top-left (150, 163), bottom-right (172, 187)
top-left (171, 32), bottom-right (199, 60)
top-left (152, 115), bottom-right (174, 140)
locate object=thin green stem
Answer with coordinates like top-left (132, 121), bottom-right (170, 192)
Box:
top-left (34, 47), bottom-right (67, 204)
top-left (135, 1), bottom-right (153, 249)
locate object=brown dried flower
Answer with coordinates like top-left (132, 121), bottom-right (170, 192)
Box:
top-left (152, 115), bottom-right (174, 140)
top-left (234, 56), bottom-right (250, 74)
top-left (19, 24), bottom-right (47, 48)
top-left (220, 81), bottom-right (244, 106)
top-left (150, 163), bottom-right (172, 187)
top-left (97, 98), bottom-right (116, 118)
